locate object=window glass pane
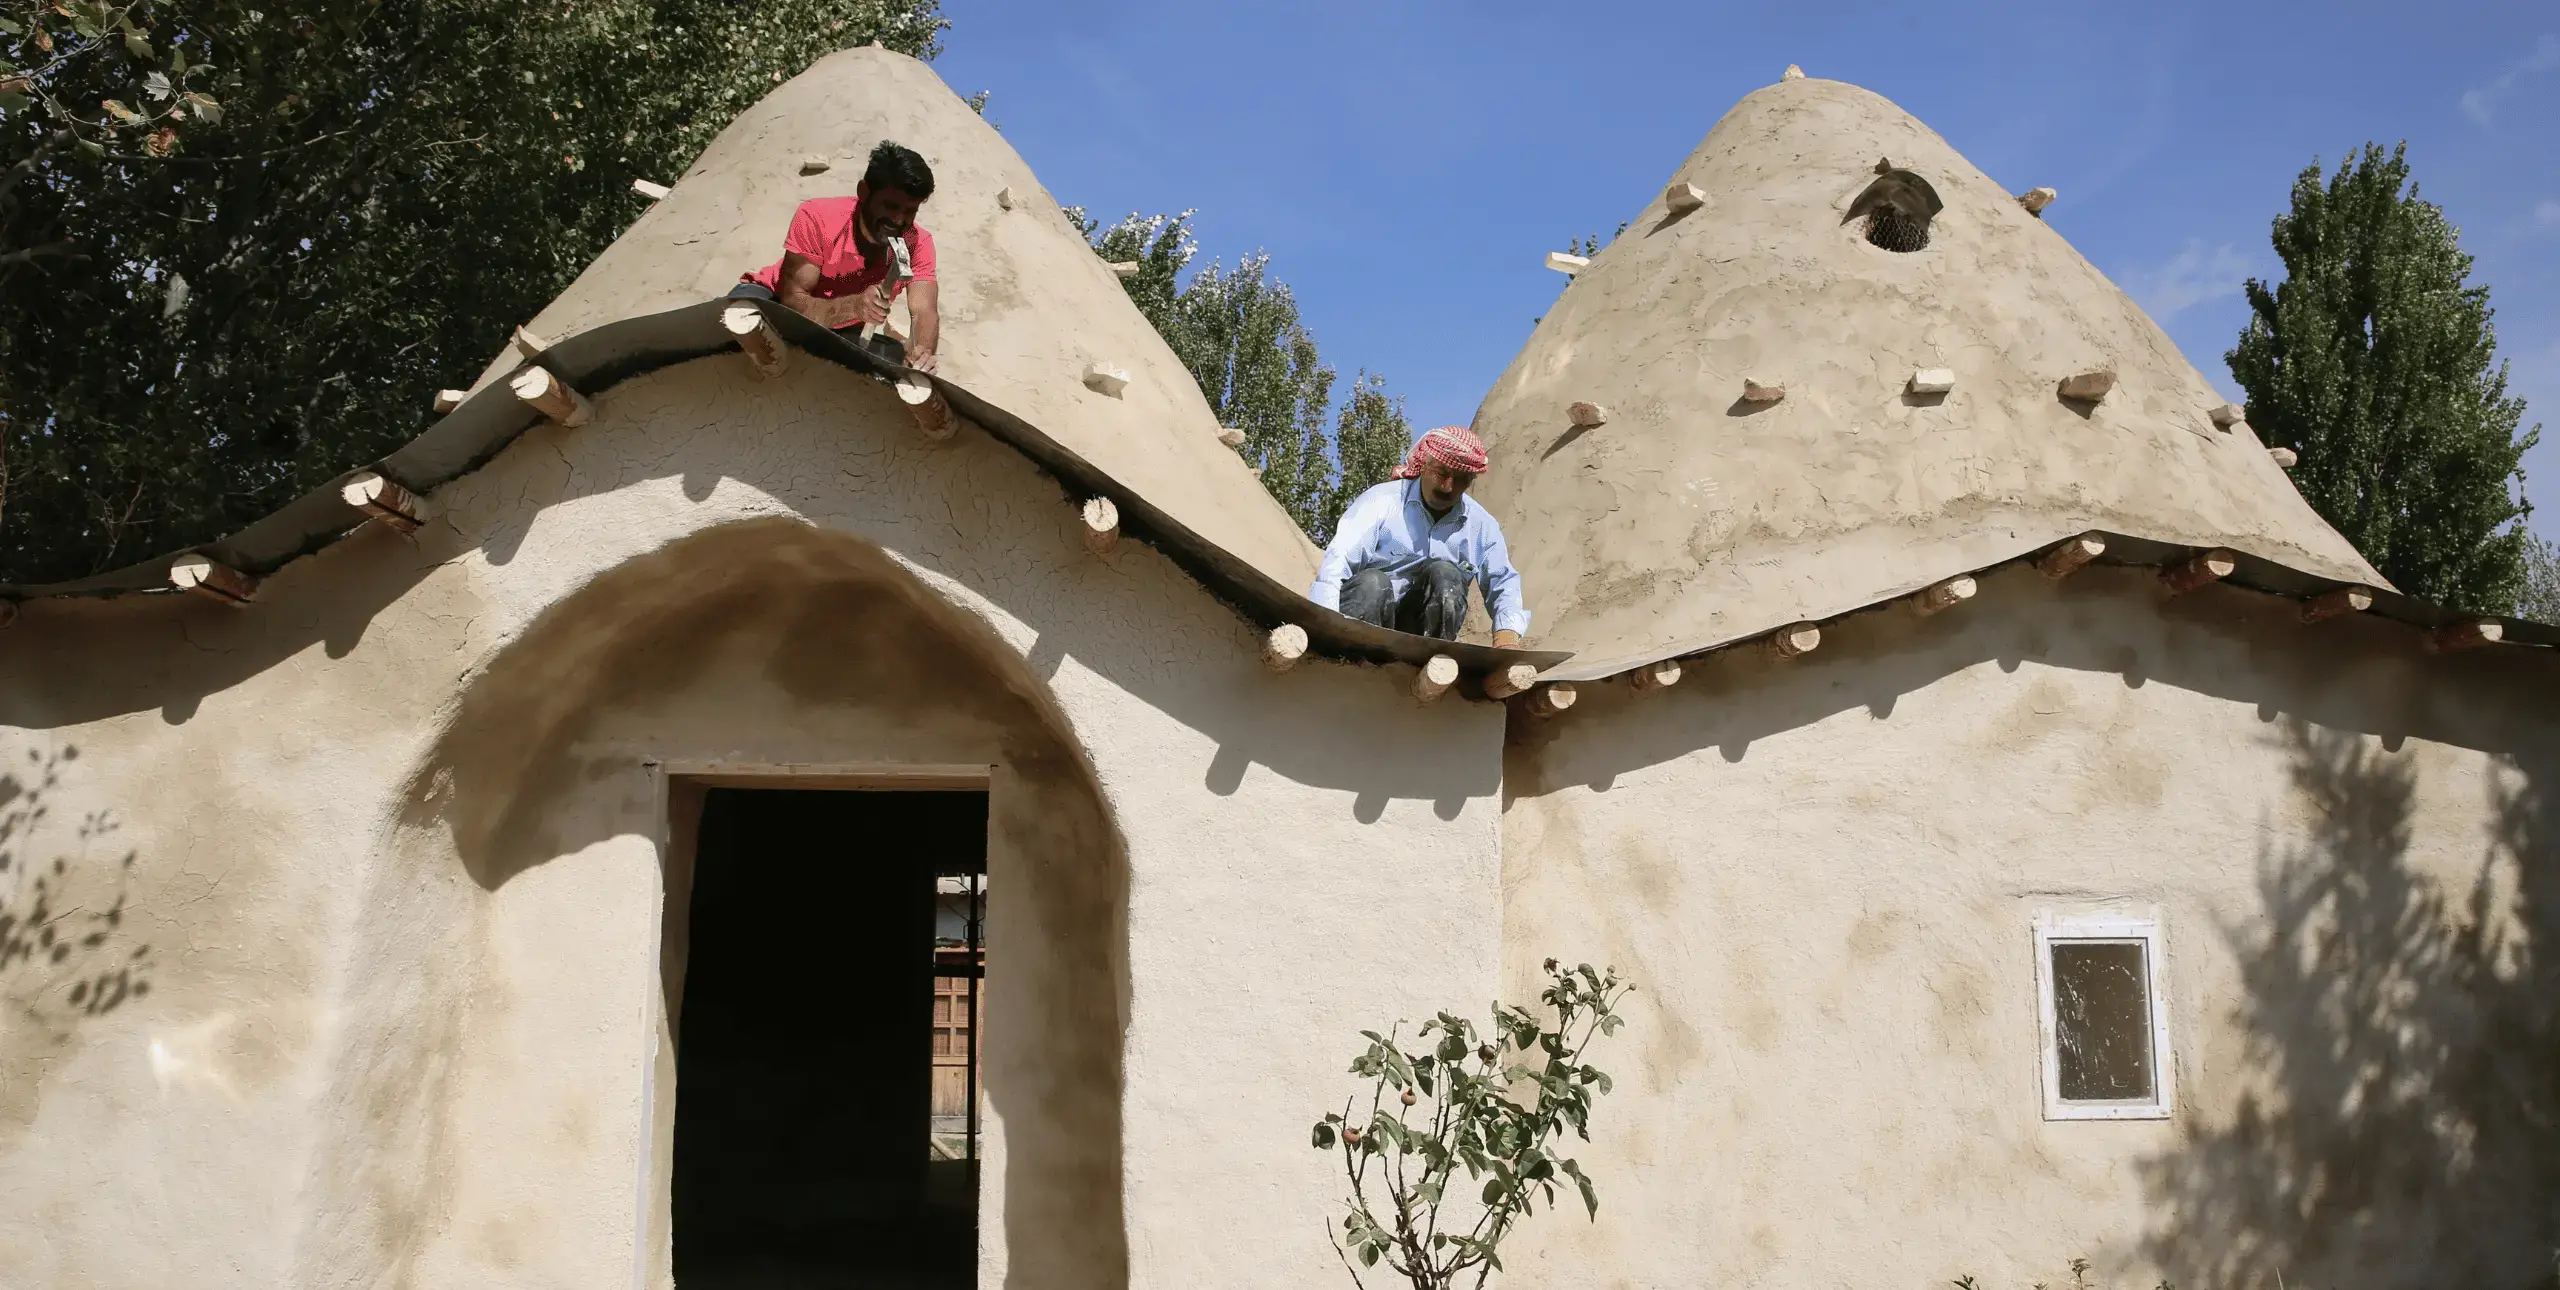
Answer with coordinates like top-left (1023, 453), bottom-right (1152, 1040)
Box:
top-left (2052, 940), bottom-right (2154, 1102)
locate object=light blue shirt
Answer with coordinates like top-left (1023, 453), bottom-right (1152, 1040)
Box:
top-left (1310, 480), bottom-right (1531, 636)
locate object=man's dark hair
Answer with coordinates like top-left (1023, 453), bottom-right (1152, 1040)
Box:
top-left (863, 141), bottom-right (935, 201)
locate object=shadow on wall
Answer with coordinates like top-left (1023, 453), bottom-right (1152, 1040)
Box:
top-left (392, 517), bottom-right (1130, 1290)
top-left (0, 744), bottom-right (155, 1137)
top-left (2138, 720), bottom-right (2560, 1289)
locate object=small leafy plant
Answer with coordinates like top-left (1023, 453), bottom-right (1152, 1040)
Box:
top-left (1310, 959), bottom-right (1632, 1290)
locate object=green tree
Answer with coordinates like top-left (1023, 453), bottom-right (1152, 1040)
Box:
top-left (1311, 960), bottom-right (1632, 1290)
top-left (2517, 531), bottom-right (2560, 625)
top-left (2227, 142), bottom-right (2539, 614)
top-left (1077, 209), bottom-right (1410, 543)
top-left (1, 0), bottom-right (948, 584)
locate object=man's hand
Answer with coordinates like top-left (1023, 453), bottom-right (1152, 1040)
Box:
top-left (1492, 629), bottom-right (1521, 649)
top-left (858, 281), bottom-right (894, 328)
top-left (907, 346), bottom-right (938, 374)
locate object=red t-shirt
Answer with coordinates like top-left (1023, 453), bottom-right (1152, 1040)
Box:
top-left (742, 196), bottom-right (938, 299)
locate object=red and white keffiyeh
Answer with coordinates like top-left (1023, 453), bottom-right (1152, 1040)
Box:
top-left (1391, 425), bottom-right (1491, 480)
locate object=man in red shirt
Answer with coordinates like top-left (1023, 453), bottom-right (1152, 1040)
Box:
top-left (734, 141), bottom-right (943, 372)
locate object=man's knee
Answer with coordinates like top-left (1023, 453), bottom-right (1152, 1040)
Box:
top-left (1416, 558), bottom-right (1469, 592)
top-left (1339, 569), bottom-right (1396, 625)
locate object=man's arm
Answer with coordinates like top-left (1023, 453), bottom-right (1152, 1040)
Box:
top-left (1478, 517), bottom-right (1529, 648)
top-left (1310, 489), bottom-right (1384, 611)
top-left (775, 252), bottom-right (865, 329)
top-left (905, 279), bottom-right (941, 373)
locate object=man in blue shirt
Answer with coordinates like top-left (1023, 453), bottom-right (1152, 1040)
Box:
top-left (1309, 426), bottom-right (1529, 646)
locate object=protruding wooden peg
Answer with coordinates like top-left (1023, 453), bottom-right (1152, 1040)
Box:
top-left (632, 178), bottom-right (672, 200)
top-left (1781, 64), bottom-right (1806, 81)
top-left (1080, 497), bottom-right (1120, 554)
top-left (1521, 684), bottom-right (1578, 718)
top-left (2427, 621), bottom-right (2503, 653)
top-left (1413, 654), bottom-right (1460, 704)
top-left (2058, 369), bottom-right (2117, 401)
top-left (511, 325), bottom-right (553, 360)
top-left (1916, 575), bottom-right (1977, 615)
top-left (799, 155), bottom-right (831, 175)
top-left (1217, 426), bottom-right (1246, 447)
top-left (1770, 623), bottom-right (1821, 658)
top-left (1664, 182), bottom-right (1705, 214)
top-left (1627, 658), bottom-right (1682, 692)
top-left (1568, 401), bottom-right (1610, 428)
top-left (996, 186), bottom-right (1016, 211)
top-left (1082, 362), bottom-right (1130, 397)
top-left (2270, 447), bottom-right (2300, 469)
top-left (1263, 624), bottom-right (1309, 673)
top-left (168, 553), bottom-right (257, 605)
top-left (2037, 534), bottom-right (2107, 579)
top-left (1741, 378), bottom-right (1786, 405)
top-left (1106, 260), bottom-right (1139, 279)
top-left (896, 373), bottom-right (954, 439)
top-left (2019, 187), bottom-right (2058, 216)
top-left (2301, 586), bottom-right (2374, 623)
top-left (1908, 368), bottom-right (1956, 396)
top-left (722, 304), bottom-right (789, 377)
top-left (2162, 548), bottom-right (2239, 596)
top-left (340, 471), bottom-right (427, 532)
top-left (1484, 662), bottom-right (1540, 700)
top-left (433, 389), bottom-right (467, 414)
top-left (2208, 403), bottom-right (2246, 429)
top-left (510, 365), bottom-right (593, 427)
top-left (1545, 251), bottom-right (1590, 275)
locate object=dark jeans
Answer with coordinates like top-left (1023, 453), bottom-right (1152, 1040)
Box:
top-left (726, 281), bottom-right (906, 366)
top-left (1340, 558), bottom-right (1471, 641)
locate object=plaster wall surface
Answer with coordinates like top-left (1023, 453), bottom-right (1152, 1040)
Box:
top-left (1472, 77), bottom-right (2379, 670)
top-left (1499, 564), bottom-right (2560, 1290)
top-left (0, 352), bottom-right (1504, 1289)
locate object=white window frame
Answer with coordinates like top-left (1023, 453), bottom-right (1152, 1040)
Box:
top-left (2033, 913), bottom-right (2173, 1121)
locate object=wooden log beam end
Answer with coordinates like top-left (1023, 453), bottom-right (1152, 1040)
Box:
top-left (2037, 534), bottom-right (2107, 579)
top-left (1664, 182), bottom-right (1706, 214)
top-left (511, 325), bottom-right (553, 360)
top-left (1413, 654), bottom-right (1460, 704)
top-left (1483, 662), bottom-right (1540, 700)
top-left (1080, 497), bottom-right (1120, 554)
top-left (2301, 586), bottom-right (2375, 624)
top-left (2057, 369), bottom-right (2118, 402)
top-left (2427, 620), bottom-right (2503, 653)
top-left (1522, 683), bottom-right (1578, 719)
top-left (1627, 658), bottom-right (1683, 692)
top-left (1263, 624), bottom-right (1310, 674)
top-left (168, 554), bottom-right (257, 605)
top-left (509, 365), bottom-right (594, 427)
top-left (1914, 575), bottom-right (1978, 615)
top-left (1567, 401), bottom-right (1610, 428)
top-left (340, 471), bottom-right (427, 532)
top-left (2161, 549), bottom-right (2240, 596)
top-left (433, 388), bottom-right (468, 415)
top-left (1770, 623), bottom-right (1822, 659)
top-left (722, 304), bottom-right (789, 377)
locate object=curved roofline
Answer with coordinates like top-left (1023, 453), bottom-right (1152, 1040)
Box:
top-left (0, 300), bottom-right (1569, 675)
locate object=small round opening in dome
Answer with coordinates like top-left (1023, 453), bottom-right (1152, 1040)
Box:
top-left (1846, 166), bottom-right (1943, 254)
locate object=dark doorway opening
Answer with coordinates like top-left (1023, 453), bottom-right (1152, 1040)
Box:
top-left (674, 787), bottom-right (988, 1289)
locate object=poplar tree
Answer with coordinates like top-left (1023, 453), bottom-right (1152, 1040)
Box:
top-left (2227, 143), bottom-right (2538, 614)
top-left (1080, 210), bottom-right (1411, 544)
top-left (0, 0), bottom-right (949, 584)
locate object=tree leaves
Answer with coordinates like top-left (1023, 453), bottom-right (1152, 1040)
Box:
top-left (2227, 142), bottom-right (2539, 614)
top-left (1313, 961), bottom-right (1634, 1288)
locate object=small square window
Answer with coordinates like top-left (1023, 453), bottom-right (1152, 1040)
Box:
top-left (2034, 915), bottom-right (2172, 1120)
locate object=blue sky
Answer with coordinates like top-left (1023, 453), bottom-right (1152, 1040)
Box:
top-left (934, 2), bottom-right (2560, 527)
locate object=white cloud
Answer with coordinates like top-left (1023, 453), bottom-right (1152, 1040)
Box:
top-left (2461, 33), bottom-right (2560, 125)
top-left (2535, 199), bottom-right (2560, 232)
top-left (2120, 239), bottom-right (2257, 321)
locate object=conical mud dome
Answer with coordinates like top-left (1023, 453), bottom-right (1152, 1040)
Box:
top-left (1470, 76), bottom-right (2377, 669)
top-left (502, 45), bottom-right (1318, 587)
